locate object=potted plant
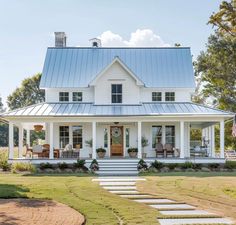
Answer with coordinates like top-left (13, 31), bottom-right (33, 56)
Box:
top-left (96, 147), bottom-right (106, 158)
top-left (85, 139), bottom-right (93, 158)
top-left (142, 136), bottom-right (149, 158)
top-left (127, 147), bottom-right (138, 158)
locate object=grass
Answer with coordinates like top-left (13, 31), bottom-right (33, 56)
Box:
top-left (136, 172), bottom-right (236, 222)
top-left (0, 174), bottom-right (159, 225)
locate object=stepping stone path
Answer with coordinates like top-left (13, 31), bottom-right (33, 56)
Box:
top-left (92, 176), bottom-right (234, 225)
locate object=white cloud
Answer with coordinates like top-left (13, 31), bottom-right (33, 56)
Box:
top-left (98, 29), bottom-right (170, 47)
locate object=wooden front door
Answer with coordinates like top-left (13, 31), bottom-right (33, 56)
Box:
top-left (110, 126), bottom-right (123, 156)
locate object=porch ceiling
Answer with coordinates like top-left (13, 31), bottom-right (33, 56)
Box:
top-left (1, 102), bottom-right (234, 118)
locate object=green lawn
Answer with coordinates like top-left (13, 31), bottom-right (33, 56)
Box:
top-left (137, 172), bottom-right (236, 222)
top-left (0, 174), bottom-right (159, 225)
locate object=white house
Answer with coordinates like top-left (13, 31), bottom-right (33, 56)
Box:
top-left (2, 32), bottom-right (234, 165)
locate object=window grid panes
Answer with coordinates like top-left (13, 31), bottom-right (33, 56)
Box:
top-left (152, 126), bottom-right (162, 148)
top-left (165, 126), bottom-right (175, 147)
top-left (152, 92), bottom-right (162, 101)
top-left (111, 84), bottom-right (122, 103)
top-left (72, 126), bottom-right (83, 148)
top-left (73, 92), bottom-right (83, 102)
top-left (125, 128), bottom-right (130, 148)
top-left (59, 92), bottom-right (69, 102)
top-left (59, 126), bottom-right (69, 148)
top-left (104, 128), bottom-right (108, 148)
top-left (165, 92), bottom-right (175, 101)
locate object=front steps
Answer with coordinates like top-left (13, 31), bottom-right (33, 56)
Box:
top-left (95, 159), bottom-right (139, 176)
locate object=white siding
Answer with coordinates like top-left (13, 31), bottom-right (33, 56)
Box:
top-left (94, 62), bottom-right (140, 104)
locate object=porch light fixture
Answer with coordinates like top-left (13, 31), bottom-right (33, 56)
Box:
top-left (114, 122), bottom-right (119, 125)
top-left (34, 125), bottom-right (43, 132)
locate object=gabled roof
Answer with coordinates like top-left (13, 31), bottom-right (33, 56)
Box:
top-left (89, 56), bottom-right (144, 86)
top-left (40, 47), bottom-right (195, 89)
top-left (2, 102), bottom-right (234, 117)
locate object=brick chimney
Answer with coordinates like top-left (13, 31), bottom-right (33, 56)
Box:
top-left (54, 32), bottom-right (66, 47)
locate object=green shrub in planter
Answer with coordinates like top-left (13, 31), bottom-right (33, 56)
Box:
top-left (151, 160), bottom-right (163, 170)
top-left (11, 162), bottom-right (36, 173)
top-left (57, 162), bottom-right (68, 170)
top-left (39, 162), bottom-right (53, 170)
top-left (74, 159), bottom-right (86, 168)
top-left (137, 159), bottom-right (148, 171)
top-left (180, 162), bottom-right (193, 169)
top-left (96, 148), bottom-right (106, 158)
top-left (90, 159), bottom-right (99, 171)
top-left (224, 161), bottom-right (236, 170)
top-left (127, 148), bottom-right (138, 158)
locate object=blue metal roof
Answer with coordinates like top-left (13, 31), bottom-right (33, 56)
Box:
top-left (40, 47), bottom-right (195, 88)
top-left (2, 102), bottom-right (233, 117)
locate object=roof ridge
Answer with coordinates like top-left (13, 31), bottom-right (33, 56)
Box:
top-left (48, 47), bottom-right (191, 49)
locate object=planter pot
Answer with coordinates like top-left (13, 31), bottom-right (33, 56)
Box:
top-left (97, 152), bottom-right (106, 158)
top-left (128, 152), bottom-right (137, 158)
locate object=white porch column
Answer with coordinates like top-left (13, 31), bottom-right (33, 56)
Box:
top-left (9, 121), bottom-right (14, 159)
top-left (180, 121), bottom-right (185, 158)
top-left (162, 125), bottom-right (166, 145)
top-left (220, 120), bottom-right (225, 158)
top-left (26, 129), bottom-right (30, 147)
top-left (49, 122), bottom-right (54, 159)
top-left (18, 124), bottom-right (23, 158)
top-left (138, 121), bottom-right (142, 159)
top-left (211, 125), bottom-right (215, 157)
top-left (45, 123), bottom-right (49, 144)
top-left (92, 121), bottom-right (96, 159)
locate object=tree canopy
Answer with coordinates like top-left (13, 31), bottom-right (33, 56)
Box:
top-left (7, 73), bottom-right (45, 110)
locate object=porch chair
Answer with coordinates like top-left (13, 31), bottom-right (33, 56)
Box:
top-left (42, 144), bottom-right (60, 158)
top-left (155, 143), bottom-right (164, 158)
top-left (164, 143), bottom-right (174, 157)
top-left (32, 145), bottom-right (44, 158)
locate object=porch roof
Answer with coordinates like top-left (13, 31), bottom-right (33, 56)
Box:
top-left (1, 102), bottom-right (234, 118)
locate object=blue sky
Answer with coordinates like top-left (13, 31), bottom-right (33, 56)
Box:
top-left (0, 0), bottom-right (222, 106)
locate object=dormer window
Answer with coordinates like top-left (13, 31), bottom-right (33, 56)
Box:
top-left (73, 92), bottom-right (82, 102)
top-left (152, 92), bottom-right (162, 101)
top-left (111, 84), bottom-right (122, 103)
top-left (165, 92), bottom-right (175, 101)
top-left (59, 92), bottom-right (69, 102)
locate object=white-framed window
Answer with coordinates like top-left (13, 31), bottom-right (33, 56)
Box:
top-left (104, 128), bottom-right (108, 148)
top-left (59, 126), bottom-right (69, 148)
top-left (59, 92), bottom-right (69, 102)
top-left (165, 125), bottom-right (175, 147)
top-left (152, 126), bottom-right (162, 148)
top-left (72, 126), bottom-right (83, 148)
top-left (152, 92), bottom-right (162, 101)
top-left (73, 92), bottom-right (82, 102)
top-left (111, 84), bottom-right (122, 103)
top-left (125, 128), bottom-right (130, 148)
top-left (165, 92), bottom-right (175, 101)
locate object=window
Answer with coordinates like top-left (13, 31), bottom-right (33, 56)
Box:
top-left (165, 92), bottom-right (175, 101)
top-left (73, 92), bottom-right (82, 102)
top-left (72, 126), bottom-right (83, 148)
top-left (59, 92), bottom-right (69, 102)
top-left (111, 84), bottom-right (122, 103)
top-left (125, 128), bottom-right (130, 148)
top-left (104, 128), bottom-right (108, 148)
top-left (152, 92), bottom-right (162, 101)
top-left (165, 126), bottom-right (175, 147)
top-left (152, 126), bottom-right (162, 148)
top-left (59, 126), bottom-right (69, 148)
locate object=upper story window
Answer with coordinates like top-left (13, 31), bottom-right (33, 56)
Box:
top-left (59, 92), bottom-right (69, 102)
top-left (152, 92), bottom-right (162, 101)
top-left (73, 92), bottom-right (82, 102)
top-left (165, 92), bottom-right (175, 101)
top-left (111, 84), bottom-right (122, 103)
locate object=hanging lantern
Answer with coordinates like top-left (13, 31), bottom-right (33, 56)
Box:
top-left (34, 125), bottom-right (43, 132)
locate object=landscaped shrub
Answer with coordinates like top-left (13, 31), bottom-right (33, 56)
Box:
top-left (0, 151), bottom-right (11, 171)
top-left (180, 162), bottom-right (194, 169)
top-left (11, 162), bottom-right (36, 173)
top-left (151, 160), bottom-right (164, 170)
top-left (224, 161), bottom-right (236, 170)
top-left (39, 162), bottom-right (53, 170)
top-left (166, 163), bottom-right (178, 170)
top-left (137, 159), bottom-right (148, 171)
top-left (73, 159), bottom-right (88, 172)
top-left (192, 163), bottom-right (202, 170)
top-left (57, 162), bottom-right (68, 170)
top-left (90, 159), bottom-right (99, 171)
top-left (208, 163), bottom-right (220, 170)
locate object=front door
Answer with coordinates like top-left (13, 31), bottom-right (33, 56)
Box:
top-left (110, 126), bottom-right (123, 156)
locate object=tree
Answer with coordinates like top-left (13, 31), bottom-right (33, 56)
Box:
top-left (208, 0), bottom-right (236, 37)
top-left (7, 73), bottom-right (45, 110)
top-left (0, 95), bottom-right (4, 113)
